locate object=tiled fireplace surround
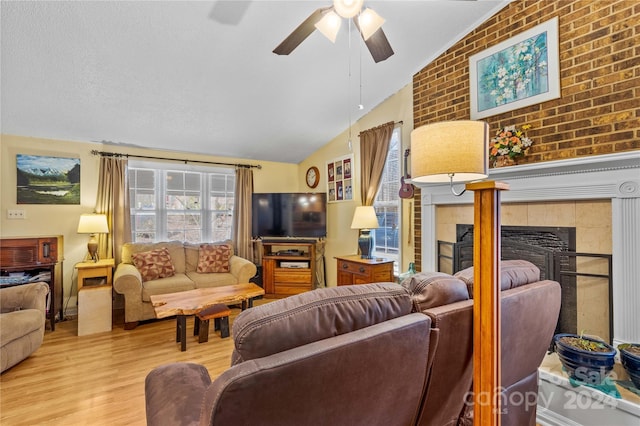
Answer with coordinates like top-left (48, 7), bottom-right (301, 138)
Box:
top-left (414, 151), bottom-right (640, 347)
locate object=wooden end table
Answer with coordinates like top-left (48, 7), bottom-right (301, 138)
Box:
top-left (76, 259), bottom-right (115, 290)
top-left (335, 255), bottom-right (394, 285)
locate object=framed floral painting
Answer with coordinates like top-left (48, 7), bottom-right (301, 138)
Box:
top-left (326, 154), bottom-right (353, 203)
top-left (469, 17), bottom-right (560, 119)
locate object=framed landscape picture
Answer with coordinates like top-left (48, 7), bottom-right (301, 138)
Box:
top-left (469, 17), bottom-right (560, 119)
top-left (327, 154), bottom-right (353, 203)
top-left (16, 154), bottom-right (81, 204)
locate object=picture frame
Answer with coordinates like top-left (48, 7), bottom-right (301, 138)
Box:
top-left (16, 154), bottom-right (81, 204)
top-left (469, 17), bottom-right (560, 119)
top-left (327, 154), bottom-right (353, 203)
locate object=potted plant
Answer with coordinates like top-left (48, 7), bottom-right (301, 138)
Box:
top-left (619, 343), bottom-right (640, 389)
top-left (553, 332), bottom-right (617, 385)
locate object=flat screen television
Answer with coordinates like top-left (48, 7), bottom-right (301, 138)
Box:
top-left (252, 193), bottom-right (327, 238)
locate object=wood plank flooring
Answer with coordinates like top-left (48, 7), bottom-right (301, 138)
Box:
top-left (0, 302), bottom-right (262, 425)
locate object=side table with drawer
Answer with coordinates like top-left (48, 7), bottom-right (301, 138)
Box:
top-left (335, 255), bottom-right (394, 285)
top-left (75, 259), bottom-right (114, 336)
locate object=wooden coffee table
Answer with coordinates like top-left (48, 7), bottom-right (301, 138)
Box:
top-left (149, 283), bottom-right (265, 351)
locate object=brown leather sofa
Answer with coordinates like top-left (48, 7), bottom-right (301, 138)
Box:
top-left (146, 283), bottom-right (433, 425)
top-left (145, 260), bottom-right (560, 426)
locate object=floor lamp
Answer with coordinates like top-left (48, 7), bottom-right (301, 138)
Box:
top-left (411, 121), bottom-right (509, 426)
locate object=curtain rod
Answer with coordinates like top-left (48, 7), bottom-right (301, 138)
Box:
top-left (357, 121), bottom-right (403, 137)
top-left (90, 150), bottom-right (262, 169)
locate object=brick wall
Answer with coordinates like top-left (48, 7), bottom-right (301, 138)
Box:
top-left (412, 0), bottom-right (639, 270)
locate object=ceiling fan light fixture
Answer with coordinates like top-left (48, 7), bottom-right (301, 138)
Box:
top-left (315, 10), bottom-right (342, 43)
top-left (333, 0), bottom-right (364, 18)
top-left (358, 8), bottom-right (385, 41)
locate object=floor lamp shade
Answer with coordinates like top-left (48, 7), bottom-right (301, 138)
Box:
top-left (350, 206), bottom-right (379, 259)
top-left (411, 121), bottom-right (489, 183)
top-left (77, 214), bottom-right (109, 262)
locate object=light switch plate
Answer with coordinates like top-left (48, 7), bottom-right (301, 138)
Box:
top-left (7, 209), bottom-right (26, 219)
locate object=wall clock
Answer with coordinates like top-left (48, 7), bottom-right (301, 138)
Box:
top-left (305, 166), bottom-right (320, 188)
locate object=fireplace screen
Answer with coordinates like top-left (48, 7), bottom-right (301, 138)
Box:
top-left (437, 225), bottom-right (613, 343)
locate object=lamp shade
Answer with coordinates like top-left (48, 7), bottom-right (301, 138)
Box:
top-left (358, 8), bottom-right (385, 40)
top-left (350, 206), bottom-right (379, 230)
top-left (315, 10), bottom-right (341, 43)
top-left (77, 214), bottom-right (109, 234)
top-left (411, 121), bottom-right (489, 183)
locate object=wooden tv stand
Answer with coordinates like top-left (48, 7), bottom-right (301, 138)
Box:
top-left (262, 240), bottom-right (316, 296)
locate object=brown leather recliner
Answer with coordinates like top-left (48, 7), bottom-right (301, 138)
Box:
top-left (145, 283), bottom-right (433, 426)
top-left (402, 260), bottom-right (561, 426)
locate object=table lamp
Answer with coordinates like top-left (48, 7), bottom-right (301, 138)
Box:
top-left (77, 214), bottom-right (109, 262)
top-left (350, 206), bottom-right (379, 259)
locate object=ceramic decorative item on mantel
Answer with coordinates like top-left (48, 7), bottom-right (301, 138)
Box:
top-left (489, 124), bottom-right (533, 167)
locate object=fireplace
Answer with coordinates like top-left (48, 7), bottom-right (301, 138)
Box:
top-left (414, 151), bottom-right (640, 346)
top-left (436, 224), bottom-right (613, 342)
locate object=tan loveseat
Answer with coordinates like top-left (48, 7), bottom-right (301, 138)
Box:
top-left (0, 282), bottom-right (49, 373)
top-left (114, 241), bottom-right (256, 328)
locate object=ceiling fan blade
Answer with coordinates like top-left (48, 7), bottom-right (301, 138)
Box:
top-left (354, 18), bottom-right (394, 63)
top-left (273, 7), bottom-right (331, 56)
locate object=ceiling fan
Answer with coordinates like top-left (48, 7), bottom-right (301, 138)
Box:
top-left (273, 0), bottom-right (394, 63)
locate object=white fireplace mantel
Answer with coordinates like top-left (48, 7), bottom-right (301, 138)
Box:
top-left (413, 151), bottom-right (640, 345)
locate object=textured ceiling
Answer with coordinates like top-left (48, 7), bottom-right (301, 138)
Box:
top-left (1, 0), bottom-right (509, 163)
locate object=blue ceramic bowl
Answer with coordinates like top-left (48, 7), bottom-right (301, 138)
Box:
top-left (620, 344), bottom-right (640, 389)
top-left (554, 333), bottom-right (617, 385)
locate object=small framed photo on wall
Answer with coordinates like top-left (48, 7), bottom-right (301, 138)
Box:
top-left (327, 154), bottom-right (353, 203)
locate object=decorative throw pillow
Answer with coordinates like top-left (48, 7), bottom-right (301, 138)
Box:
top-left (197, 244), bottom-right (231, 273)
top-left (132, 247), bottom-right (176, 282)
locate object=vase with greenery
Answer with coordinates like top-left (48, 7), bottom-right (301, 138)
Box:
top-left (489, 124), bottom-right (533, 167)
top-left (619, 343), bottom-right (640, 388)
top-left (553, 332), bottom-right (617, 386)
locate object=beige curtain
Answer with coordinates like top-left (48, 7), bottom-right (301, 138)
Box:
top-left (95, 156), bottom-right (131, 264)
top-left (359, 121), bottom-right (394, 205)
top-left (233, 167), bottom-right (254, 262)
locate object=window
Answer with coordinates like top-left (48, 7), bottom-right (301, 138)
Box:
top-left (373, 127), bottom-right (401, 271)
top-left (128, 161), bottom-right (235, 243)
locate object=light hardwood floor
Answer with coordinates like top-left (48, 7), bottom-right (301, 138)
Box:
top-left (0, 303), bottom-right (262, 425)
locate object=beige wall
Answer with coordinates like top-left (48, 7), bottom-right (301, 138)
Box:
top-left (300, 84), bottom-right (415, 286)
top-left (0, 82), bottom-right (415, 298)
top-left (0, 134), bottom-right (297, 307)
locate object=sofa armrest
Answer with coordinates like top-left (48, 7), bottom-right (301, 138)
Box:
top-left (229, 256), bottom-right (257, 283)
top-left (0, 282), bottom-right (49, 314)
top-left (113, 263), bottom-right (143, 296)
top-left (145, 362), bottom-right (212, 426)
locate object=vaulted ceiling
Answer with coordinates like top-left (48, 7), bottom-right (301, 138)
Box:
top-left (1, 1), bottom-right (509, 163)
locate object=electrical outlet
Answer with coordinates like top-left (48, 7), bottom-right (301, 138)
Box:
top-left (7, 209), bottom-right (26, 219)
